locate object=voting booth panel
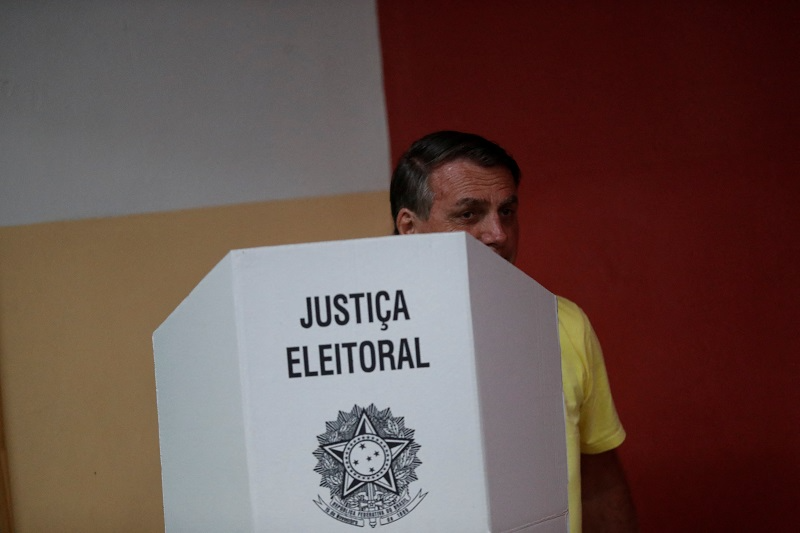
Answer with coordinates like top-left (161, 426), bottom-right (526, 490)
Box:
top-left (153, 233), bottom-right (568, 532)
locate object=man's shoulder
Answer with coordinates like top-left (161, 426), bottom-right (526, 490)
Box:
top-left (556, 295), bottom-right (589, 333)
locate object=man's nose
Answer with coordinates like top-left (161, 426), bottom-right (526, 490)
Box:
top-left (479, 214), bottom-right (507, 246)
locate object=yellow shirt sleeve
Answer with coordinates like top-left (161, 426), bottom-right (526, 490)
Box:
top-left (558, 296), bottom-right (626, 532)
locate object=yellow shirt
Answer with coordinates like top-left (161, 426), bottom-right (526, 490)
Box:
top-left (558, 296), bottom-right (626, 533)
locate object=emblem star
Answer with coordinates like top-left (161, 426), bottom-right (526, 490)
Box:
top-left (322, 413), bottom-right (411, 498)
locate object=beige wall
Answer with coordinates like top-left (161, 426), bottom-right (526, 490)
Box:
top-left (0, 191), bottom-right (391, 532)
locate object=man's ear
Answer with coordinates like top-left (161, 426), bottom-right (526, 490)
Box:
top-left (395, 208), bottom-right (418, 235)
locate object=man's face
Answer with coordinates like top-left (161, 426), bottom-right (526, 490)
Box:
top-left (396, 159), bottom-right (519, 263)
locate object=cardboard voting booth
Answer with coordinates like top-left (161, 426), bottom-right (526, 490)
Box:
top-left (153, 233), bottom-right (568, 532)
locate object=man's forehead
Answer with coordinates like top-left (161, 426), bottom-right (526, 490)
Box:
top-left (429, 160), bottom-right (517, 195)
top-left (453, 194), bottom-right (518, 206)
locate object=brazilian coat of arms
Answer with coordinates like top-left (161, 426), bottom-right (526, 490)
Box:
top-left (313, 404), bottom-right (426, 528)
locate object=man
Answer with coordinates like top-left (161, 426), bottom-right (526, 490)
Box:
top-left (390, 131), bottom-right (637, 532)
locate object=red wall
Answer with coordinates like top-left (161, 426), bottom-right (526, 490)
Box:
top-left (378, 2), bottom-right (799, 531)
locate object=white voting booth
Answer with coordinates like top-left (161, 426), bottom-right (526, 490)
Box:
top-left (153, 233), bottom-right (568, 532)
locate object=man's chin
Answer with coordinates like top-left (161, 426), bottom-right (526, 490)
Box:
top-left (491, 247), bottom-right (516, 264)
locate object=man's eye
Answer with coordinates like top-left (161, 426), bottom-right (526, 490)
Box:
top-left (460, 211), bottom-right (474, 220)
top-left (500, 207), bottom-right (516, 217)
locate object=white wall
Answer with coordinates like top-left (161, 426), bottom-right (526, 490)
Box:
top-left (0, 0), bottom-right (389, 227)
